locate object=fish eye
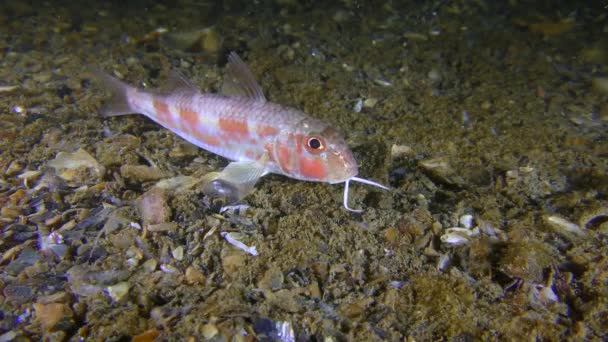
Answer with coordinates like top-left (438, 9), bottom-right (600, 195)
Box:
top-left (304, 136), bottom-right (325, 154)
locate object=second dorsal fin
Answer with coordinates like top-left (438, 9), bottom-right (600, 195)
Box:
top-left (221, 52), bottom-right (267, 102)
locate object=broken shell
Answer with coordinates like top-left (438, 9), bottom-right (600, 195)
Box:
top-left (437, 254), bottom-right (451, 271)
top-left (445, 227), bottom-right (479, 237)
top-left (578, 204), bottom-right (608, 232)
top-left (440, 232), bottom-right (470, 246)
top-left (47, 148), bottom-right (104, 183)
top-left (18, 170), bottom-right (42, 187)
top-left (544, 215), bottom-right (586, 237)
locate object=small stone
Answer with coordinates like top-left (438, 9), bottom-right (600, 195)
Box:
top-left (33, 71), bottom-right (53, 83)
top-left (142, 259), bottom-right (158, 273)
top-left (136, 188), bottom-right (171, 227)
top-left (132, 329), bottom-right (161, 342)
top-left (390, 144), bottom-right (414, 159)
top-left (201, 323), bottom-right (218, 339)
top-left (221, 253), bottom-right (246, 277)
top-left (363, 97), bottom-right (378, 108)
top-left (185, 266), bottom-right (205, 285)
top-left (259, 266), bottom-right (284, 292)
top-left (33, 302), bottom-right (73, 332)
top-left (383, 227), bottom-right (400, 246)
top-left (172, 246), bottom-right (184, 261)
top-left (147, 222), bottom-right (178, 232)
top-left (105, 282), bottom-right (130, 302)
top-left (120, 165), bottom-right (171, 182)
top-left (338, 300), bottom-right (367, 319)
top-left (403, 32), bottom-right (428, 41)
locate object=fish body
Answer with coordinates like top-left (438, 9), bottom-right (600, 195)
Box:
top-left (125, 90), bottom-right (355, 183)
top-left (95, 52), bottom-right (388, 211)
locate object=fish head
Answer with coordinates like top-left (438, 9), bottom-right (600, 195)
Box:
top-left (273, 121), bottom-right (358, 183)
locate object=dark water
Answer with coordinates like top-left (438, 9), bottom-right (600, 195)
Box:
top-left (0, 0), bottom-right (607, 340)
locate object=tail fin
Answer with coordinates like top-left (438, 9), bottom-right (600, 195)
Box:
top-left (90, 69), bottom-right (135, 116)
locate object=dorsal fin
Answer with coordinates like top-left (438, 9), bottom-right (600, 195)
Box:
top-left (165, 71), bottom-right (199, 93)
top-left (221, 52), bottom-right (266, 102)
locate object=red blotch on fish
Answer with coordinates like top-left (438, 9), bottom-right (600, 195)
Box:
top-left (300, 156), bottom-right (327, 179)
top-left (219, 117), bottom-right (249, 140)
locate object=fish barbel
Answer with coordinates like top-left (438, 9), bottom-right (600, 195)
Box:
top-left (94, 52), bottom-right (389, 211)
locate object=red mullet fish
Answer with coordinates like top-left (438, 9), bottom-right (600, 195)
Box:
top-left (94, 52), bottom-right (389, 211)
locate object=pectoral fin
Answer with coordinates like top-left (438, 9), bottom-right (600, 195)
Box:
top-left (201, 160), bottom-right (267, 203)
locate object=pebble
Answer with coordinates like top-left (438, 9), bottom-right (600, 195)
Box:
top-left (391, 144), bottom-right (414, 159)
top-left (132, 329), bottom-right (161, 342)
top-left (185, 266), bottom-right (205, 285)
top-left (136, 188), bottom-right (171, 227)
top-left (171, 246), bottom-right (184, 261)
top-left (201, 324), bottom-right (219, 339)
top-left (120, 165), bottom-right (171, 182)
top-left (480, 100), bottom-right (492, 110)
top-left (33, 302), bottom-right (73, 332)
top-left (142, 259), bottom-right (158, 273)
top-left (33, 71), bottom-right (53, 83)
top-left (221, 252), bottom-right (246, 278)
top-left (105, 282), bottom-right (130, 302)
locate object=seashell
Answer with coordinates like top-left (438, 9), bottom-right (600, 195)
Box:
top-left (544, 215), bottom-right (586, 237)
top-left (440, 232), bottom-right (470, 246)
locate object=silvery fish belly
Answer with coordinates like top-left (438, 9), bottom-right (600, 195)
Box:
top-left (93, 52), bottom-right (389, 211)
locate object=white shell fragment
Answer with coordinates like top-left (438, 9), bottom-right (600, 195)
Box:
top-left (459, 214), bottom-right (474, 229)
top-left (221, 232), bottom-right (258, 256)
top-left (440, 232), bottom-right (470, 246)
top-left (353, 98), bottom-right (363, 113)
top-left (544, 215), bottom-right (586, 237)
top-left (437, 254), bottom-right (451, 271)
top-left (219, 205), bottom-right (250, 214)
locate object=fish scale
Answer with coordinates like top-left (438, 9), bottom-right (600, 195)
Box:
top-left (93, 52), bottom-right (389, 211)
